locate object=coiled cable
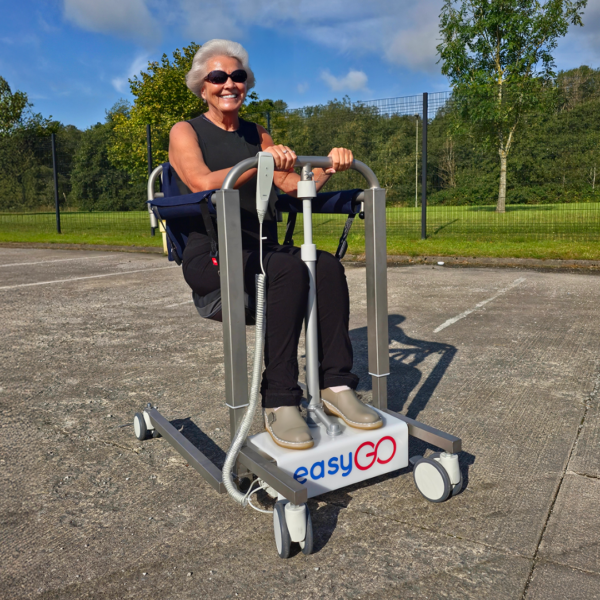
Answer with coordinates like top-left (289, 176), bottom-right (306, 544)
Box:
top-left (221, 222), bottom-right (267, 507)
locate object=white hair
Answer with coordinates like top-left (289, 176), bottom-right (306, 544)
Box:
top-left (186, 39), bottom-right (256, 98)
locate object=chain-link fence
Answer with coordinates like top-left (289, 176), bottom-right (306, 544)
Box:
top-left (254, 83), bottom-right (599, 243)
top-left (0, 126), bottom-right (150, 244)
top-left (1, 76), bottom-right (599, 247)
top-left (358, 87), bottom-right (600, 241)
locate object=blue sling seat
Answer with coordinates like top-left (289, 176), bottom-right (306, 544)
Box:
top-left (148, 163), bottom-right (363, 322)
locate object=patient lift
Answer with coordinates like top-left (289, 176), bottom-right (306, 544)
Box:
top-left (133, 154), bottom-right (462, 558)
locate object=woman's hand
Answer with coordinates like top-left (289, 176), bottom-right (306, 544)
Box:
top-left (264, 145), bottom-right (297, 172)
top-left (326, 147), bottom-right (354, 174)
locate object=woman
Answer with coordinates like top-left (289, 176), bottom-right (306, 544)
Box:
top-left (169, 39), bottom-right (381, 450)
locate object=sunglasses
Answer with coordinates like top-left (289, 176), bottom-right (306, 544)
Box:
top-left (204, 69), bottom-right (248, 85)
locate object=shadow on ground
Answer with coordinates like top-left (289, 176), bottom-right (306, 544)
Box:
top-left (172, 417), bottom-right (227, 469)
top-left (354, 313), bottom-right (457, 420)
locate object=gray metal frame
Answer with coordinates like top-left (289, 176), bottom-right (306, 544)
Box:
top-left (147, 165), bottom-right (163, 230)
top-left (144, 156), bottom-right (461, 503)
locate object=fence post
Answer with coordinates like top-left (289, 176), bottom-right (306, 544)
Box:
top-left (415, 117), bottom-right (419, 208)
top-left (147, 124), bottom-right (155, 236)
top-left (51, 133), bottom-right (61, 234)
top-left (421, 92), bottom-right (428, 240)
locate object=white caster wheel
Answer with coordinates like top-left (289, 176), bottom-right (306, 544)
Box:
top-left (273, 500), bottom-right (314, 558)
top-left (429, 452), bottom-right (463, 497)
top-left (413, 456), bottom-right (452, 503)
top-left (273, 500), bottom-right (292, 559)
top-left (451, 471), bottom-right (464, 497)
top-left (133, 412), bottom-right (150, 441)
top-left (299, 506), bottom-right (314, 555)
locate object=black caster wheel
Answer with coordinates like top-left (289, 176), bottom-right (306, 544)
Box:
top-left (133, 412), bottom-right (150, 441)
top-left (413, 456), bottom-right (452, 503)
top-left (299, 505), bottom-right (314, 555)
top-left (273, 500), bottom-right (292, 559)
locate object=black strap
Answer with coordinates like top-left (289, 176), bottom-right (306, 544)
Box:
top-left (335, 214), bottom-right (356, 260)
top-left (283, 208), bottom-right (354, 257)
top-left (199, 197), bottom-right (219, 262)
top-left (283, 212), bottom-right (297, 246)
top-left (152, 207), bottom-right (182, 266)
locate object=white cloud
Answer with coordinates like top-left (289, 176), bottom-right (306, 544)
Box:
top-left (174, 0), bottom-right (444, 73)
top-left (1, 34), bottom-right (40, 46)
top-left (556, 1), bottom-right (600, 69)
top-left (321, 69), bottom-right (369, 92)
top-left (37, 13), bottom-right (60, 34)
top-left (62, 0), bottom-right (596, 78)
top-left (297, 82), bottom-right (309, 94)
top-left (111, 54), bottom-right (150, 93)
top-left (385, 9), bottom-right (443, 74)
top-left (63, 0), bottom-right (160, 45)
top-left (178, 0), bottom-right (244, 42)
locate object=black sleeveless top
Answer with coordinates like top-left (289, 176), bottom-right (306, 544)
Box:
top-left (173, 115), bottom-right (279, 251)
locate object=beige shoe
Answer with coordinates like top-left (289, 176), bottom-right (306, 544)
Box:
top-left (321, 388), bottom-right (383, 430)
top-left (264, 407), bottom-right (314, 450)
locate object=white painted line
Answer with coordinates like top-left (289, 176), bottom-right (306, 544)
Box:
top-left (0, 255), bottom-right (113, 268)
top-left (0, 265), bottom-right (177, 291)
top-left (166, 299), bottom-right (194, 308)
top-left (434, 277), bottom-right (526, 333)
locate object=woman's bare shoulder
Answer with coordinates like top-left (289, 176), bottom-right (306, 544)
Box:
top-left (170, 121), bottom-right (196, 138)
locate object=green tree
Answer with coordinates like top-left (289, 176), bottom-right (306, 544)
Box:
top-left (0, 77), bottom-right (60, 209)
top-left (70, 101), bottom-right (144, 211)
top-left (0, 76), bottom-right (30, 135)
top-left (437, 0), bottom-right (587, 212)
top-left (109, 43), bottom-right (206, 183)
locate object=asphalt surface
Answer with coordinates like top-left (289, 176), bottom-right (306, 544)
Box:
top-left (1, 247), bottom-right (598, 599)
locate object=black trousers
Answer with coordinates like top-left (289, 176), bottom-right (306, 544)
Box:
top-left (182, 234), bottom-right (358, 408)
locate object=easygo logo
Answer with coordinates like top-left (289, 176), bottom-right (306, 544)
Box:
top-left (293, 435), bottom-right (397, 484)
top-left (354, 436), bottom-right (396, 470)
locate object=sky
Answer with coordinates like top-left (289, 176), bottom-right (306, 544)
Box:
top-left (1, 0), bottom-right (599, 130)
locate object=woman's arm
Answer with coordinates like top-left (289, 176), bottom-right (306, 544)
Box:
top-left (257, 126), bottom-right (354, 196)
top-left (169, 120), bottom-right (354, 195)
top-left (168, 122), bottom-right (259, 192)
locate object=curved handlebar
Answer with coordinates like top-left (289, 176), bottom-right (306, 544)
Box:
top-left (221, 155), bottom-right (380, 191)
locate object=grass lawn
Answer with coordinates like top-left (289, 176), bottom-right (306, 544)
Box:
top-left (1, 203), bottom-right (599, 260)
top-left (0, 211), bottom-right (163, 248)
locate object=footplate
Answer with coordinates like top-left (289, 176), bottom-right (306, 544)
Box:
top-left (248, 408), bottom-right (409, 498)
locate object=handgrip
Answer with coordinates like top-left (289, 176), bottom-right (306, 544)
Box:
top-left (222, 155), bottom-right (380, 191)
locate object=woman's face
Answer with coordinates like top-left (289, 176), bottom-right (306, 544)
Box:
top-left (201, 55), bottom-right (247, 114)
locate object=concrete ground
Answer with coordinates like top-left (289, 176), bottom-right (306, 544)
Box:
top-left (0, 247), bottom-right (598, 600)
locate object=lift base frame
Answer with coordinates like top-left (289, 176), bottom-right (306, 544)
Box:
top-left (144, 402), bottom-right (460, 505)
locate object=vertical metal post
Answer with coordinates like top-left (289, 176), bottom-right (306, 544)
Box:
top-left (415, 117), bottom-right (419, 208)
top-left (421, 93), bottom-right (428, 240)
top-left (147, 125), bottom-right (155, 236)
top-left (300, 167), bottom-right (320, 411)
top-left (51, 133), bottom-right (61, 234)
top-left (213, 189), bottom-right (250, 439)
top-left (298, 165), bottom-right (341, 437)
top-left (266, 112), bottom-right (271, 136)
top-left (364, 187), bottom-right (390, 410)
top-left (146, 124), bottom-right (153, 176)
